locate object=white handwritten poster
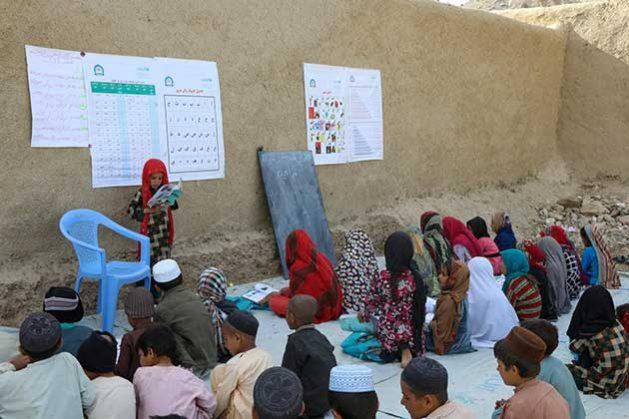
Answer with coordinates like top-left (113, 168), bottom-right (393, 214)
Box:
top-left (26, 45), bottom-right (89, 147)
top-left (304, 63), bottom-right (383, 165)
top-left (156, 58), bottom-right (225, 181)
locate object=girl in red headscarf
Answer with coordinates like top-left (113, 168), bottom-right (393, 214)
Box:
top-left (128, 159), bottom-right (178, 266)
top-left (269, 229), bottom-right (343, 323)
top-left (442, 216), bottom-right (482, 263)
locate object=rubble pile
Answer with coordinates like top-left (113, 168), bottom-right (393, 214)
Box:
top-left (533, 194), bottom-right (629, 261)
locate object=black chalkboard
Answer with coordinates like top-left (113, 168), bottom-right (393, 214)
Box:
top-left (258, 150), bottom-right (336, 279)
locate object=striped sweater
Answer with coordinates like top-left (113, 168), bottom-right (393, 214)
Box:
top-left (506, 276), bottom-right (542, 320)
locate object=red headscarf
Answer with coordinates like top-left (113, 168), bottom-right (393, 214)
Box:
top-left (140, 159), bottom-right (174, 245)
top-left (285, 229), bottom-right (342, 323)
top-left (442, 217), bottom-right (482, 258)
top-left (541, 225), bottom-right (572, 250)
top-left (524, 241), bottom-right (546, 271)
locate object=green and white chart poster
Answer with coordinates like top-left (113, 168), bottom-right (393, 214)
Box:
top-left (83, 53), bottom-right (224, 188)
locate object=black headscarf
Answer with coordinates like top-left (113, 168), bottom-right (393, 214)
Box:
top-left (384, 232), bottom-right (427, 356)
top-left (567, 285), bottom-right (617, 340)
top-left (466, 217), bottom-right (490, 239)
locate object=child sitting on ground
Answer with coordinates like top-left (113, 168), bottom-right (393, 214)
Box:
top-left (77, 331), bottom-right (135, 419)
top-left (400, 356), bottom-right (473, 419)
top-left (282, 295), bottom-right (337, 418)
top-left (328, 365), bottom-right (379, 419)
top-left (115, 287), bottom-right (154, 381)
top-left (211, 311), bottom-right (273, 419)
top-left (253, 367), bottom-right (305, 419)
top-left (43, 286), bottom-right (93, 356)
top-left (153, 259), bottom-right (216, 377)
top-left (198, 266), bottom-right (239, 363)
top-left (492, 326), bottom-right (569, 418)
top-left (0, 312), bottom-right (96, 418)
top-left (566, 285), bottom-right (628, 399)
top-left (521, 319), bottom-right (585, 419)
top-left (134, 325), bottom-right (216, 419)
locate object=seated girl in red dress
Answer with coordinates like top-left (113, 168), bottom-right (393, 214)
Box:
top-left (269, 229), bottom-right (343, 323)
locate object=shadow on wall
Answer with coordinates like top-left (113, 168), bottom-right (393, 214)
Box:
top-left (557, 28), bottom-right (629, 179)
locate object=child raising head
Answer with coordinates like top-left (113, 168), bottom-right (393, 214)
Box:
top-left (134, 325), bottom-right (216, 419)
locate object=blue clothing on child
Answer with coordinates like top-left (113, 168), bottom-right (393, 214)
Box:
top-left (426, 300), bottom-right (475, 355)
top-left (539, 356), bottom-right (586, 419)
top-left (581, 247), bottom-right (598, 286)
top-left (60, 323), bottom-right (93, 357)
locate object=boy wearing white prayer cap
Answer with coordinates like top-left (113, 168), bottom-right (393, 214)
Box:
top-left (328, 365), bottom-right (379, 419)
top-left (153, 259), bottom-right (216, 378)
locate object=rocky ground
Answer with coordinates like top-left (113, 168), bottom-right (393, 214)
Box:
top-left (531, 185), bottom-right (629, 264)
top-left (463, 0), bottom-right (594, 11)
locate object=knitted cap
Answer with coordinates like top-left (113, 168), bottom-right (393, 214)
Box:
top-left (402, 357), bottom-right (448, 395)
top-left (225, 310), bottom-right (259, 337)
top-left (19, 312), bottom-right (61, 354)
top-left (254, 367), bottom-right (303, 419)
top-left (124, 287), bottom-right (155, 319)
top-left (503, 326), bottom-right (547, 364)
top-left (43, 287), bottom-right (84, 324)
top-left (329, 365), bottom-right (375, 393)
top-left (153, 259), bottom-right (181, 284)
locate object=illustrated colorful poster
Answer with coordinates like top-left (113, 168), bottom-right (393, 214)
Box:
top-left (303, 63), bottom-right (383, 165)
top-left (26, 45), bottom-right (89, 148)
top-left (156, 58), bottom-right (225, 181)
top-left (83, 53), bottom-right (164, 188)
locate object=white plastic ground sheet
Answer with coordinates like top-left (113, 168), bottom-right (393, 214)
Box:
top-left (2, 272), bottom-right (628, 418)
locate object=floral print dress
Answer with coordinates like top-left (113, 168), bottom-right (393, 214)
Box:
top-left (363, 269), bottom-right (418, 354)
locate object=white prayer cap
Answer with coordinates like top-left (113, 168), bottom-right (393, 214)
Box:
top-left (152, 259), bottom-right (182, 283)
top-left (329, 364), bottom-right (375, 393)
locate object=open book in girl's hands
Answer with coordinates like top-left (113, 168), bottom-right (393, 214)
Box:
top-left (147, 180), bottom-right (183, 208)
top-left (242, 283), bottom-right (278, 304)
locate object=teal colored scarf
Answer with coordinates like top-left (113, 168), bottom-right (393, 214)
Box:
top-left (501, 249), bottom-right (530, 292)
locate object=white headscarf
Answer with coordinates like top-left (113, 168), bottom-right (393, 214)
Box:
top-left (467, 257), bottom-right (519, 348)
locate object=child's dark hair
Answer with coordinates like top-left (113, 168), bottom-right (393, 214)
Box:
top-left (156, 274), bottom-right (183, 291)
top-left (520, 319), bottom-right (558, 356)
top-left (137, 324), bottom-right (179, 364)
top-left (580, 227), bottom-right (592, 247)
top-left (329, 391), bottom-right (379, 419)
top-left (150, 416), bottom-right (187, 419)
top-left (22, 340), bottom-right (62, 362)
top-left (493, 339), bottom-right (540, 378)
top-left (616, 303), bottom-right (629, 320)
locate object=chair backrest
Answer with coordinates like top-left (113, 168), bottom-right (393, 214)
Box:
top-left (59, 209), bottom-right (107, 275)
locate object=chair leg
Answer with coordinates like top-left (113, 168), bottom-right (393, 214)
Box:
top-left (74, 273), bottom-right (84, 293)
top-left (96, 278), bottom-right (103, 314)
top-left (101, 279), bottom-right (120, 334)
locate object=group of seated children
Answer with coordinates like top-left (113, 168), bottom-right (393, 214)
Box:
top-left (1, 205), bottom-right (628, 418)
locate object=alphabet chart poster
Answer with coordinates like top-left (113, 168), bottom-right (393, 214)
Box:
top-left (156, 58), bottom-right (225, 181)
top-left (26, 45), bottom-right (89, 147)
top-left (83, 53), bottom-right (164, 188)
top-left (303, 63), bottom-right (383, 165)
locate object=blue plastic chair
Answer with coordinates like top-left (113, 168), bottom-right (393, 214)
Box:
top-left (59, 209), bottom-right (151, 333)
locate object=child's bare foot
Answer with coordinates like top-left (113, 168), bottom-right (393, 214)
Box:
top-left (401, 349), bottom-right (412, 368)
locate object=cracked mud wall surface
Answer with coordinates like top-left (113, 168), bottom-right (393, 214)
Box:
top-left (0, 0), bottom-right (569, 324)
top-left (498, 0), bottom-right (629, 179)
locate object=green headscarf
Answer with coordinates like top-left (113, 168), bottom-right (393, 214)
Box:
top-left (501, 249), bottom-right (530, 292)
